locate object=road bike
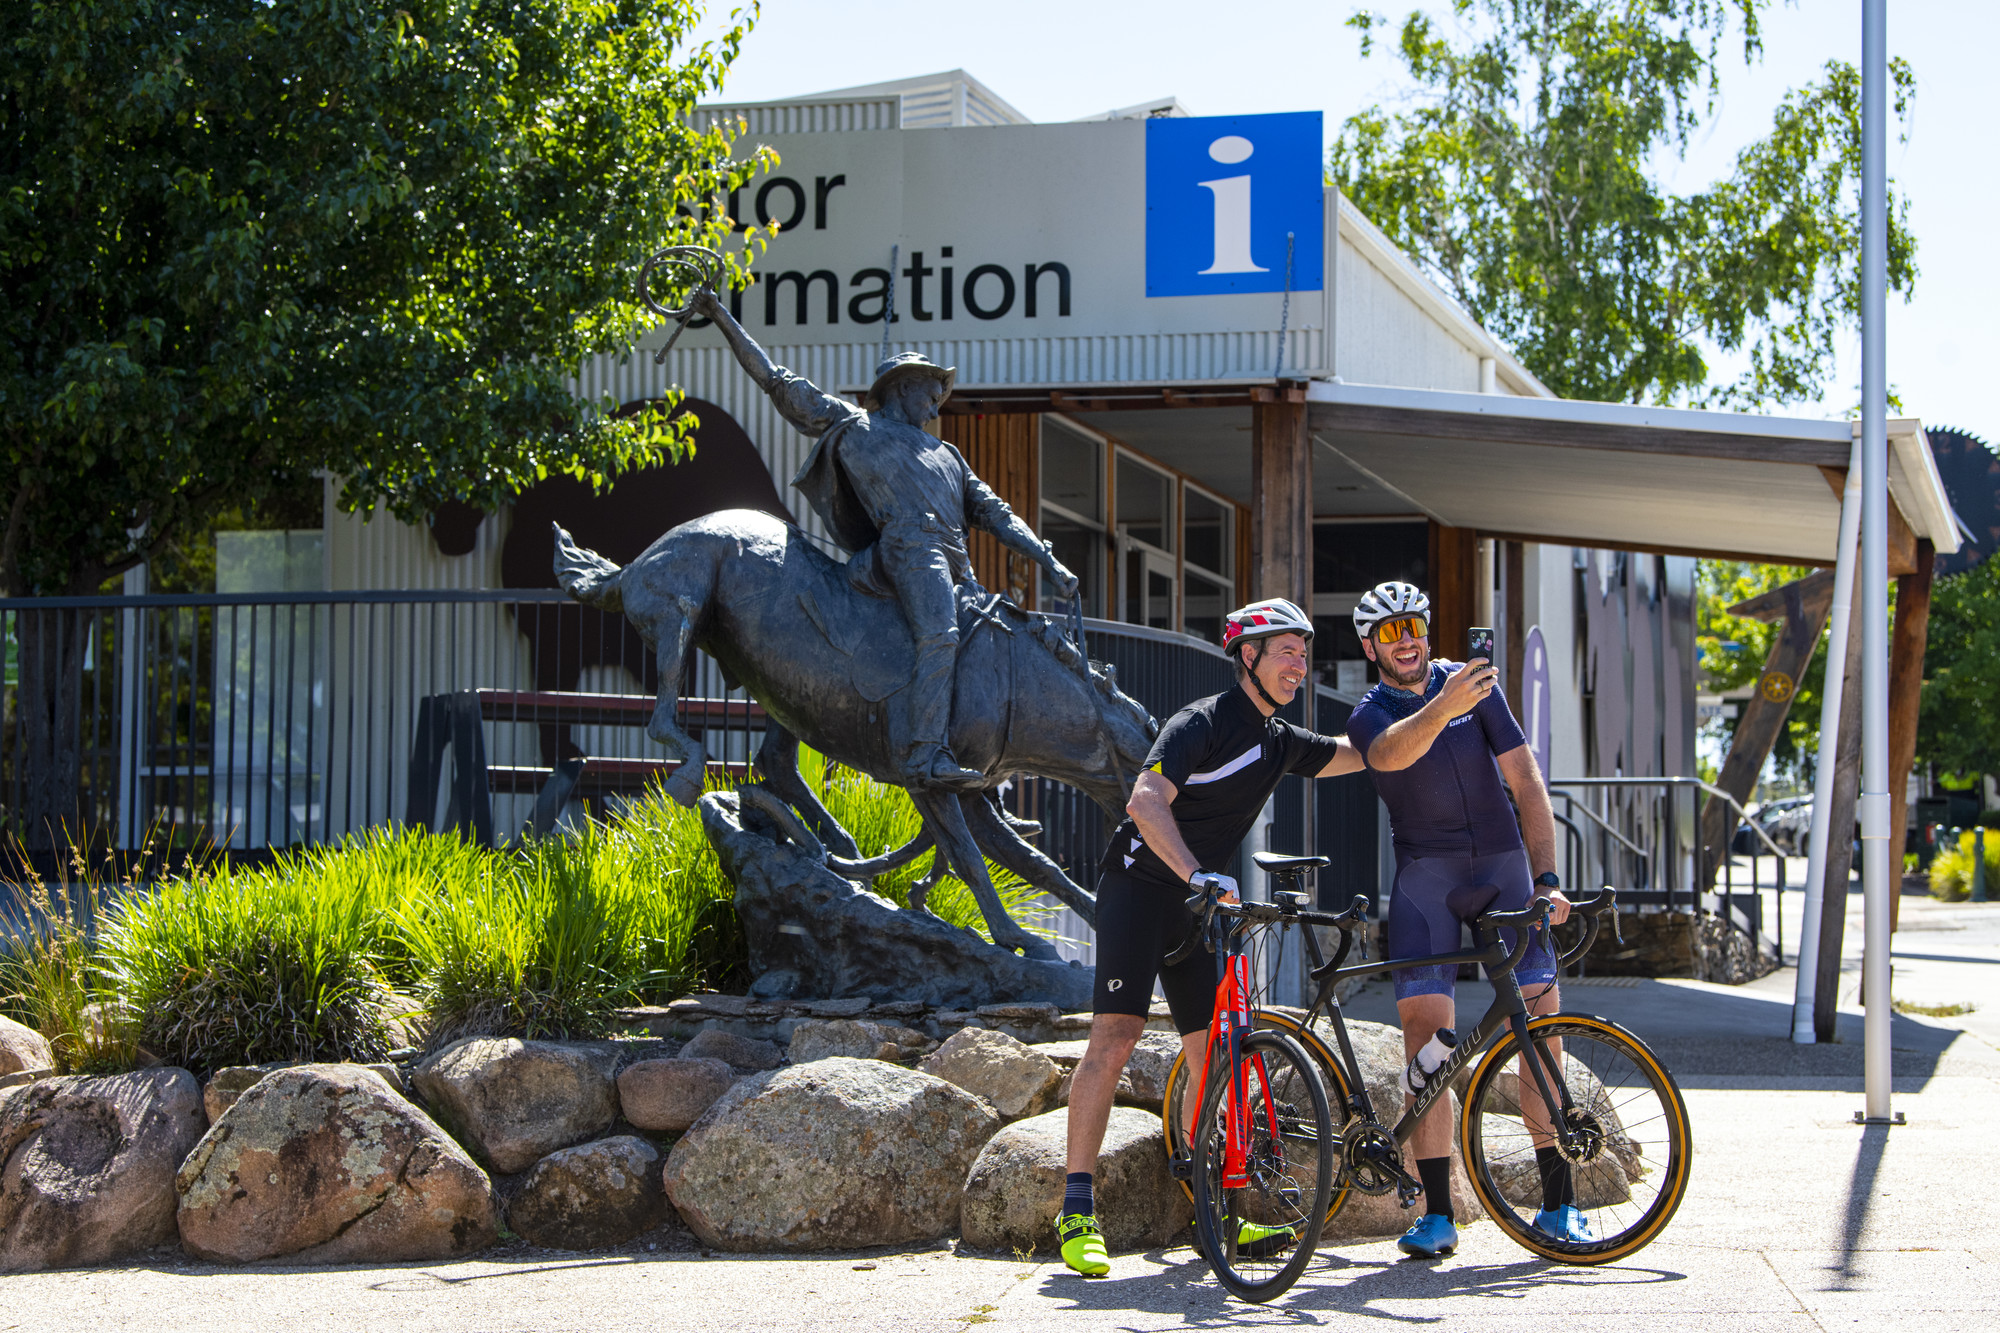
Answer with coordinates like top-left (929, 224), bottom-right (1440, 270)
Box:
top-left (1166, 868), bottom-right (1343, 1301)
top-left (1165, 853), bottom-right (1692, 1274)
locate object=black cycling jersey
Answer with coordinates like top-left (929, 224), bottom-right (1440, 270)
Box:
top-left (1099, 685), bottom-right (1343, 884)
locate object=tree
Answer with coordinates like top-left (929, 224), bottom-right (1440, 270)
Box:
top-left (1918, 555), bottom-right (2000, 779)
top-left (1, 0), bottom-right (770, 839)
top-left (1332, 0), bottom-right (1916, 408)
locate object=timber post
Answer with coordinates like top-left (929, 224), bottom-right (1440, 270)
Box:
top-left (1698, 571), bottom-right (1835, 892)
top-left (1886, 538), bottom-right (1935, 929)
top-left (1250, 386), bottom-right (1311, 605)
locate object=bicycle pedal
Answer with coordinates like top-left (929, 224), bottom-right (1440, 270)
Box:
top-left (1396, 1174), bottom-right (1423, 1209)
top-left (1168, 1153), bottom-right (1193, 1182)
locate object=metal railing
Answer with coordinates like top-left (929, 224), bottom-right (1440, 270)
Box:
top-left (0, 590), bottom-right (762, 870)
top-left (1546, 775), bottom-right (1784, 957)
top-left (1, 595), bottom-right (1239, 885)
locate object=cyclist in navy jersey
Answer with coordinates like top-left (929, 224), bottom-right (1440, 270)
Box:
top-left (1055, 597), bottom-right (1365, 1277)
top-left (1345, 580), bottom-right (1579, 1258)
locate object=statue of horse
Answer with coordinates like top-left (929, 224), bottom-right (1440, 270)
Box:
top-left (551, 510), bottom-right (1156, 959)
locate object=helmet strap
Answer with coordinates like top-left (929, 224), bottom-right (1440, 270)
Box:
top-left (1243, 642), bottom-right (1288, 714)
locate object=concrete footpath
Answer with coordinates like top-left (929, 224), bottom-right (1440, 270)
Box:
top-left (6, 892), bottom-right (1998, 1332)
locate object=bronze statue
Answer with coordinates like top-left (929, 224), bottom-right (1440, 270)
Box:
top-left (691, 286), bottom-right (1080, 787)
top-left (553, 510), bottom-right (1150, 959)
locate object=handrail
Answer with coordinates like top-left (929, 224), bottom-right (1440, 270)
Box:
top-left (1689, 778), bottom-right (1790, 862)
top-left (1551, 775), bottom-right (1788, 863)
top-left (1554, 790), bottom-right (1651, 862)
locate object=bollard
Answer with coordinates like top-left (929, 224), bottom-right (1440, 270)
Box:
top-left (1976, 826), bottom-right (1989, 904)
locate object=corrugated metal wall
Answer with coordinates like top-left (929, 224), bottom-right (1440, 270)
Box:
top-left (1333, 237), bottom-right (1484, 392)
top-left (692, 99), bottom-right (899, 135)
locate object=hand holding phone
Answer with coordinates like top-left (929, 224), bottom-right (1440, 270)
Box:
top-left (1468, 627), bottom-right (1495, 663)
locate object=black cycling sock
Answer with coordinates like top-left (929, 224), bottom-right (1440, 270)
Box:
top-left (1416, 1156), bottom-right (1453, 1221)
top-left (1062, 1172), bottom-right (1095, 1218)
top-left (1535, 1146), bottom-right (1575, 1211)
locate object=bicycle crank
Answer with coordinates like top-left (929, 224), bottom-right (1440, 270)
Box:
top-left (1341, 1123), bottom-right (1403, 1196)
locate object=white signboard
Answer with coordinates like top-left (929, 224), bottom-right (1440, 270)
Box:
top-left (656, 114), bottom-right (1328, 368)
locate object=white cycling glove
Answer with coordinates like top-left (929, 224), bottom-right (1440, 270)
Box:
top-left (1188, 870), bottom-right (1239, 900)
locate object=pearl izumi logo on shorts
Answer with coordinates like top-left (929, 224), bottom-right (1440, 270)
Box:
top-left (1106, 979), bottom-right (1124, 992)
top-left (1144, 112), bottom-right (1325, 298)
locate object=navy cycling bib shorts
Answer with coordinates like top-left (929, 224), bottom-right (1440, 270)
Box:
top-left (1385, 848), bottom-right (1555, 1000)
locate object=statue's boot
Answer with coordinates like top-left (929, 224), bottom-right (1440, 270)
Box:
top-left (907, 630), bottom-right (983, 787)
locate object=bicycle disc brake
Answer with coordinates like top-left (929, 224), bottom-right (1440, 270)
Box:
top-left (1558, 1107), bottom-right (1607, 1164)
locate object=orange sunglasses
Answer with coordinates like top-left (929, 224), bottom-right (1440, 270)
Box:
top-left (1373, 616), bottom-right (1429, 644)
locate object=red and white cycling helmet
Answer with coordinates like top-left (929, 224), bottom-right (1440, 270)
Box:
top-left (1221, 598), bottom-right (1315, 657)
top-left (1352, 581), bottom-right (1431, 639)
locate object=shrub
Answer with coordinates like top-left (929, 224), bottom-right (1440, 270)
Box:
top-left (0, 836), bottom-right (139, 1074)
top-left (92, 832), bottom-right (464, 1074)
top-left (1929, 829), bottom-right (2000, 902)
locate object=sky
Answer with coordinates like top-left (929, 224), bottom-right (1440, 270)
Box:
top-left (693, 0), bottom-right (1997, 435)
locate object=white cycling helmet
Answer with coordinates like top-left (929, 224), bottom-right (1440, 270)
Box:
top-left (1352, 581), bottom-right (1431, 639)
top-left (1221, 598), bottom-right (1315, 657)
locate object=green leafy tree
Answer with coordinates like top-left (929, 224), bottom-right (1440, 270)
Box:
top-left (1332, 0), bottom-right (1916, 407)
top-left (2, 0), bottom-right (770, 838)
top-left (1918, 556), bottom-right (2000, 778)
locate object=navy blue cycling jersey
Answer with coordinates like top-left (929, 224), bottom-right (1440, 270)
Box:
top-left (1348, 662), bottom-right (1528, 858)
top-left (1099, 685), bottom-right (1343, 883)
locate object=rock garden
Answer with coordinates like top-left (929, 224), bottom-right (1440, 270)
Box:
top-left (0, 762), bottom-right (1546, 1272)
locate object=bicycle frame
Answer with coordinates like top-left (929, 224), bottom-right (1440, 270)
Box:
top-left (1189, 915), bottom-right (1274, 1190)
top-left (1288, 886), bottom-right (1615, 1181)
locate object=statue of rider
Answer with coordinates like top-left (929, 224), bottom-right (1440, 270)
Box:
top-left (693, 288), bottom-right (1081, 787)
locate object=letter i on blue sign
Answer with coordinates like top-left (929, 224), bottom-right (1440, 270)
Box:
top-left (1145, 112), bottom-right (1324, 298)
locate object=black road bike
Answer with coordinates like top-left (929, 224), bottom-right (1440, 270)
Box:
top-left (1164, 853), bottom-right (1692, 1274)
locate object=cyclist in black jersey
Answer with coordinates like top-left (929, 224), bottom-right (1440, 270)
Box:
top-left (1057, 597), bottom-right (1364, 1277)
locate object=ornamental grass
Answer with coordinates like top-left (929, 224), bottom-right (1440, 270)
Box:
top-left (3, 753), bottom-right (1057, 1074)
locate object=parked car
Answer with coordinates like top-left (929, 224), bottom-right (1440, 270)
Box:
top-left (1733, 796), bottom-right (1811, 856)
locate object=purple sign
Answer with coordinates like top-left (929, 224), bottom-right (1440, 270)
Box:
top-left (1523, 626), bottom-right (1553, 778)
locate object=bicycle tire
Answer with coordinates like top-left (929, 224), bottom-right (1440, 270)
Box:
top-left (1460, 1013), bottom-right (1692, 1265)
top-left (1189, 1029), bottom-right (1334, 1302)
top-left (1163, 1010), bottom-right (1356, 1228)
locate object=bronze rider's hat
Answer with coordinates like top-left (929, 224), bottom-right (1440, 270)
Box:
top-left (863, 352), bottom-right (956, 411)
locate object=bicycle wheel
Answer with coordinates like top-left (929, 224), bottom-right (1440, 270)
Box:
top-left (1163, 1010), bottom-right (1356, 1228)
top-left (1460, 1013), bottom-right (1692, 1265)
top-left (1189, 1029), bottom-right (1334, 1302)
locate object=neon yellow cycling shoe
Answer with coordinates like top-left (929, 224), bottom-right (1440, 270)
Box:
top-left (1235, 1220), bottom-right (1298, 1258)
top-left (1056, 1212), bottom-right (1110, 1276)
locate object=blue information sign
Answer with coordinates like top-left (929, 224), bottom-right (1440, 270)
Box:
top-left (1145, 112), bottom-right (1324, 298)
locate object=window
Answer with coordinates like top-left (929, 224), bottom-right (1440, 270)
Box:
top-left (1182, 485), bottom-right (1234, 645)
top-left (1312, 520), bottom-right (1430, 671)
top-left (1115, 454), bottom-right (1172, 552)
top-left (1115, 452), bottom-right (1175, 627)
top-left (1039, 417), bottom-right (1106, 615)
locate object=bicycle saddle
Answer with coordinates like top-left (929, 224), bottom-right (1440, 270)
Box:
top-left (1253, 853), bottom-right (1329, 875)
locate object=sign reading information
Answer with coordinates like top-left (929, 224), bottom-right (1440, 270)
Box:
top-left (666, 114), bottom-right (1327, 358)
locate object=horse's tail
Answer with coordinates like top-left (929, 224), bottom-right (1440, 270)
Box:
top-left (551, 522), bottom-right (624, 613)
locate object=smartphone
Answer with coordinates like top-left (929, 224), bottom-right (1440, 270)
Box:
top-left (1468, 627), bottom-right (1495, 663)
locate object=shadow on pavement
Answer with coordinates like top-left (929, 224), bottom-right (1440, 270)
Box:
top-left (1036, 1245), bottom-right (1686, 1323)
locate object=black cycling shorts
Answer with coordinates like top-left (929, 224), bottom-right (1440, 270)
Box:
top-left (1091, 868), bottom-right (1217, 1036)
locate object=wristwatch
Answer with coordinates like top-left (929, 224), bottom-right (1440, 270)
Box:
top-left (1534, 871), bottom-right (1562, 891)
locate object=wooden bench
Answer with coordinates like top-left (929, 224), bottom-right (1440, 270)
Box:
top-left (409, 689), bottom-right (766, 845)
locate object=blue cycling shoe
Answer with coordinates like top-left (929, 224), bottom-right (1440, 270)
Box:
top-left (1397, 1213), bottom-right (1458, 1257)
top-left (1532, 1204), bottom-right (1597, 1244)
